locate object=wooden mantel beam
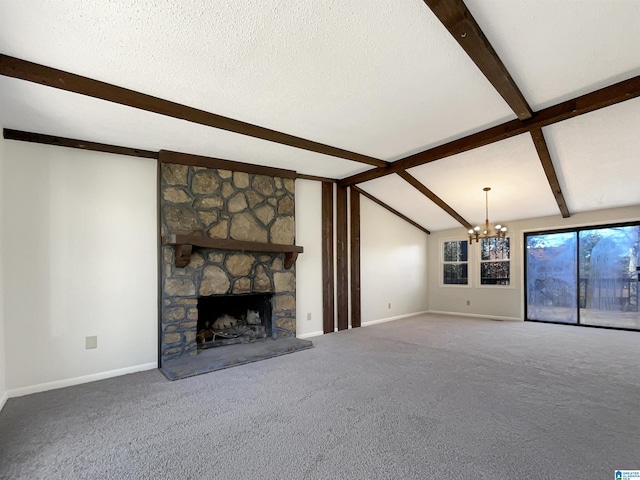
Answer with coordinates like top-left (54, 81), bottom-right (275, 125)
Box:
top-left (423, 0), bottom-right (532, 120)
top-left (162, 234), bottom-right (303, 269)
top-left (340, 74), bottom-right (640, 186)
top-left (0, 54), bottom-right (388, 169)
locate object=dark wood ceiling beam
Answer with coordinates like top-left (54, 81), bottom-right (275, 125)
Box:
top-left (158, 150), bottom-right (297, 179)
top-left (397, 118), bottom-right (524, 171)
top-left (530, 128), bottom-right (570, 218)
top-left (5, 128), bottom-right (338, 182)
top-left (3, 128), bottom-right (158, 159)
top-left (424, 0), bottom-right (532, 120)
top-left (353, 186), bottom-right (430, 235)
top-left (399, 74), bottom-right (640, 170)
top-left (296, 173), bottom-right (337, 183)
top-left (340, 74), bottom-right (640, 186)
top-left (339, 165), bottom-right (396, 187)
top-left (397, 171), bottom-right (472, 229)
top-left (0, 54), bottom-right (388, 168)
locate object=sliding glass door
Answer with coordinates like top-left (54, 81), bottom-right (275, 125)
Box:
top-left (579, 225), bottom-right (640, 329)
top-left (526, 232), bottom-right (578, 324)
top-left (525, 222), bottom-right (640, 331)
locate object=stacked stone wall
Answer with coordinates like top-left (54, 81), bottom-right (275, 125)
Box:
top-left (160, 164), bottom-right (296, 361)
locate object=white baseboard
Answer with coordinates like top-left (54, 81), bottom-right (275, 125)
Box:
top-left (427, 310), bottom-right (521, 322)
top-left (297, 330), bottom-right (324, 339)
top-left (361, 311), bottom-right (429, 327)
top-left (6, 362), bottom-right (158, 399)
top-left (0, 391), bottom-right (8, 413)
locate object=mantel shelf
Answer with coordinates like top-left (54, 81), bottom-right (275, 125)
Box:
top-left (162, 233), bottom-right (303, 269)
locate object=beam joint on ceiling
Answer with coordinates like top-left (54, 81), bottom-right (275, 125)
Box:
top-left (530, 128), bottom-right (570, 218)
top-left (397, 171), bottom-right (472, 229)
top-left (338, 165), bottom-right (395, 188)
top-left (423, 0), bottom-right (532, 120)
top-left (339, 74), bottom-right (640, 187)
top-left (0, 54), bottom-right (388, 168)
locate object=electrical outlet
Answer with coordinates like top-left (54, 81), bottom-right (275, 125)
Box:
top-left (307, 313), bottom-right (312, 321)
top-left (388, 303), bottom-right (391, 309)
top-left (466, 300), bottom-right (471, 306)
top-left (86, 336), bottom-right (98, 349)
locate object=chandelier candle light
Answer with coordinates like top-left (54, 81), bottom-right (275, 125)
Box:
top-left (468, 187), bottom-right (507, 244)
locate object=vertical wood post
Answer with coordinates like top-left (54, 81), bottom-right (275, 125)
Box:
top-left (336, 185), bottom-right (349, 330)
top-left (156, 160), bottom-right (164, 367)
top-left (350, 187), bottom-right (361, 328)
top-left (321, 182), bottom-right (335, 334)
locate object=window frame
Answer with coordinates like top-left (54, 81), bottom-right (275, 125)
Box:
top-left (441, 238), bottom-right (471, 287)
top-left (477, 236), bottom-right (513, 288)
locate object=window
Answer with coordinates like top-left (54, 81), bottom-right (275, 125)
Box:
top-left (443, 240), bottom-right (468, 285)
top-left (480, 237), bottom-right (510, 285)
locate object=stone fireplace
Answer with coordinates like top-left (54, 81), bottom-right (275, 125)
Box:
top-left (159, 160), bottom-right (311, 378)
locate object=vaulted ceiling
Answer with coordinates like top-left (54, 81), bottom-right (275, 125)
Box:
top-left (1, 0), bottom-right (639, 232)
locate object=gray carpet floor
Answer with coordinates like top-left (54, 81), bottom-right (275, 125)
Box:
top-left (0, 314), bottom-right (638, 479)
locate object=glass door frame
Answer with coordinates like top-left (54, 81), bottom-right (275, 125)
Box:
top-left (524, 220), bottom-right (640, 332)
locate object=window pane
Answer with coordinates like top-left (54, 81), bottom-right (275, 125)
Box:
top-left (480, 262), bottom-right (510, 285)
top-left (579, 225), bottom-right (640, 329)
top-left (526, 232), bottom-right (577, 323)
top-left (481, 237), bottom-right (510, 260)
top-left (443, 240), bottom-right (468, 262)
top-left (443, 264), bottom-right (468, 285)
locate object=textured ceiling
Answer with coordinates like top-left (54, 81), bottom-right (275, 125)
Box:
top-left (543, 97), bottom-right (640, 213)
top-left (465, 0), bottom-right (640, 110)
top-left (359, 174), bottom-right (458, 232)
top-left (0, 0), bottom-right (639, 232)
top-left (0, 0), bottom-right (514, 159)
top-left (407, 134), bottom-right (560, 227)
top-left (0, 76), bottom-right (372, 179)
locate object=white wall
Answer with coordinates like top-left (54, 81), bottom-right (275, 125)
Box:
top-left (360, 196), bottom-right (429, 323)
top-left (295, 180), bottom-right (324, 338)
top-left (2, 141), bottom-right (158, 395)
top-left (0, 128), bottom-right (7, 409)
top-left (428, 205), bottom-right (640, 320)
top-left (295, 185), bottom-right (430, 336)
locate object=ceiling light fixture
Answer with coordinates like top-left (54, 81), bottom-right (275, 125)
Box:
top-left (468, 187), bottom-right (507, 244)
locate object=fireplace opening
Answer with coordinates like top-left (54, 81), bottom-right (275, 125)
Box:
top-left (196, 293), bottom-right (273, 350)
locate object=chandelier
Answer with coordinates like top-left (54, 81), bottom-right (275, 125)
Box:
top-left (468, 187), bottom-right (507, 244)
